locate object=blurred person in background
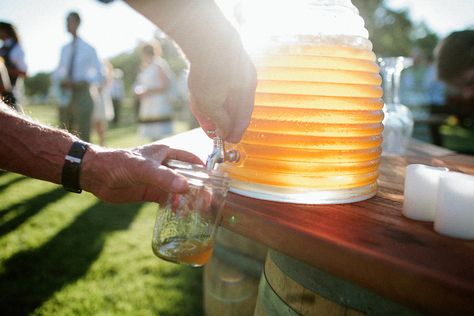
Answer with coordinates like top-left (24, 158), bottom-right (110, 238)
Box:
top-left (53, 11), bottom-right (104, 142)
top-left (0, 21), bottom-right (27, 112)
top-left (400, 47), bottom-right (447, 143)
top-left (436, 30), bottom-right (474, 100)
top-left (91, 60), bottom-right (114, 146)
top-left (400, 48), bottom-right (432, 113)
top-left (122, 0), bottom-right (256, 144)
top-left (401, 48), bottom-right (446, 111)
top-left (436, 30), bottom-right (474, 130)
top-left (134, 42), bottom-right (174, 141)
top-left (110, 67), bottom-right (125, 126)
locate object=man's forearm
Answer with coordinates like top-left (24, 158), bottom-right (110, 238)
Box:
top-left (0, 104), bottom-right (74, 184)
top-left (124, 0), bottom-right (237, 65)
top-left (124, 0), bottom-right (256, 143)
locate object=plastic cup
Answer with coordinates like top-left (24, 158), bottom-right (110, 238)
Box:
top-left (434, 172), bottom-right (474, 240)
top-left (403, 164), bottom-right (449, 221)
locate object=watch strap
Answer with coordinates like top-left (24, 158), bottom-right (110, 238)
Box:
top-left (62, 140), bottom-right (89, 193)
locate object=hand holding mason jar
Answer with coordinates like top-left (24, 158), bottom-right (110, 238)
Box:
top-left (152, 159), bottom-right (230, 267)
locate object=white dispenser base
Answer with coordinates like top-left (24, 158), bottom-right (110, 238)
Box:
top-left (229, 180), bottom-right (377, 204)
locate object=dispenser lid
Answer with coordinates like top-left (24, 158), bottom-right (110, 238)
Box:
top-left (239, 0), bottom-right (371, 52)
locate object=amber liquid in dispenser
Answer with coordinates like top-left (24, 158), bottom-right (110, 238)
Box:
top-left (223, 41), bottom-right (384, 203)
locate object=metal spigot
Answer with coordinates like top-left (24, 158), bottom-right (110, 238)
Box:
top-left (206, 136), bottom-right (240, 170)
top-left (206, 137), bottom-right (225, 170)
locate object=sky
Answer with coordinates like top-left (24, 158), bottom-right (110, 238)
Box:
top-left (0, 0), bottom-right (158, 75)
top-left (385, 0), bottom-right (474, 36)
top-left (0, 0), bottom-right (473, 76)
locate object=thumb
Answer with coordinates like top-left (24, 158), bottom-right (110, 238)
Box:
top-left (189, 94), bottom-right (229, 140)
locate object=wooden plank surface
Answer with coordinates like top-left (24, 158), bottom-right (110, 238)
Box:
top-left (407, 137), bottom-right (455, 157)
top-left (221, 154), bottom-right (474, 316)
top-left (160, 129), bottom-right (474, 315)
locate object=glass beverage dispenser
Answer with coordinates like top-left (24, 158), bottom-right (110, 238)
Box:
top-left (223, 0), bottom-right (384, 204)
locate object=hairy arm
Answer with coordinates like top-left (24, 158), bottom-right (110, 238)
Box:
top-left (0, 104), bottom-right (72, 184)
top-left (0, 103), bottom-right (202, 204)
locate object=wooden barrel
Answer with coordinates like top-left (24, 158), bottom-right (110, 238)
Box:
top-left (254, 250), bottom-right (419, 316)
top-left (204, 228), bottom-right (267, 316)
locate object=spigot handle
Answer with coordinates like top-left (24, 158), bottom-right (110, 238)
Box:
top-left (206, 137), bottom-right (224, 170)
top-left (225, 149), bottom-right (240, 163)
top-left (206, 137), bottom-right (240, 170)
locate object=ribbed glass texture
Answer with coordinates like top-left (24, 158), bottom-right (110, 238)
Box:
top-left (224, 0), bottom-right (383, 204)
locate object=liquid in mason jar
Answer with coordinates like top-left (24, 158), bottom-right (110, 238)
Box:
top-left (153, 237), bottom-right (213, 267)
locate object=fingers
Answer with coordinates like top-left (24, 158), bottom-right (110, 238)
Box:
top-left (223, 84), bottom-right (256, 143)
top-left (188, 47), bottom-right (257, 144)
top-left (94, 185), bottom-right (170, 204)
top-left (189, 94), bottom-right (219, 138)
top-left (136, 144), bottom-right (202, 166)
top-left (165, 148), bottom-right (204, 167)
top-left (136, 147), bottom-right (205, 193)
top-left (85, 146), bottom-right (201, 204)
top-left (190, 95), bottom-right (230, 141)
top-left (226, 54), bottom-right (257, 143)
top-left (141, 164), bottom-right (189, 193)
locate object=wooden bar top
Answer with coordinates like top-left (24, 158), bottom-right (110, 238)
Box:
top-left (160, 129), bottom-right (474, 316)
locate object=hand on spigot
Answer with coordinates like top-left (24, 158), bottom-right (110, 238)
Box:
top-left (123, 0), bottom-right (257, 144)
top-left (205, 135), bottom-right (241, 170)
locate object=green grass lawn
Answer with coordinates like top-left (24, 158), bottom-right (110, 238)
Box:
top-left (0, 102), bottom-right (203, 315)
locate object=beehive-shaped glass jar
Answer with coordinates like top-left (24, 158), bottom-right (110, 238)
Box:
top-left (223, 0), bottom-right (383, 204)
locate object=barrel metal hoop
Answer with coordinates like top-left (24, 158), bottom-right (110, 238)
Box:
top-left (268, 250), bottom-right (418, 315)
top-left (257, 263), bottom-right (301, 316)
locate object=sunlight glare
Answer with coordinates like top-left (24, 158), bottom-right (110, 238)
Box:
top-left (239, 0), bottom-right (307, 54)
top-left (237, 0), bottom-right (368, 54)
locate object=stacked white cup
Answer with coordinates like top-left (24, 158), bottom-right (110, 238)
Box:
top-left (403, 164), bottom-right (474, 240)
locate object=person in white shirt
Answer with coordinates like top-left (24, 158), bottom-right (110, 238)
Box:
top-left (90, 60), bottom-right (115, 146)
top-left (0, 21), bottom-right (27, 112)
top-left (54, 11), bottom-right (104, 142)
top-left (134, 42), bottom-right (174, 141)
top-left (110, 68), bottom-right (125, 125)
top-left (124, 0), bottom-right (256, 144)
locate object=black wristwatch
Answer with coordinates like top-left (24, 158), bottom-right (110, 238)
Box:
top-left (62, 140), bottom-right (89, 193)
